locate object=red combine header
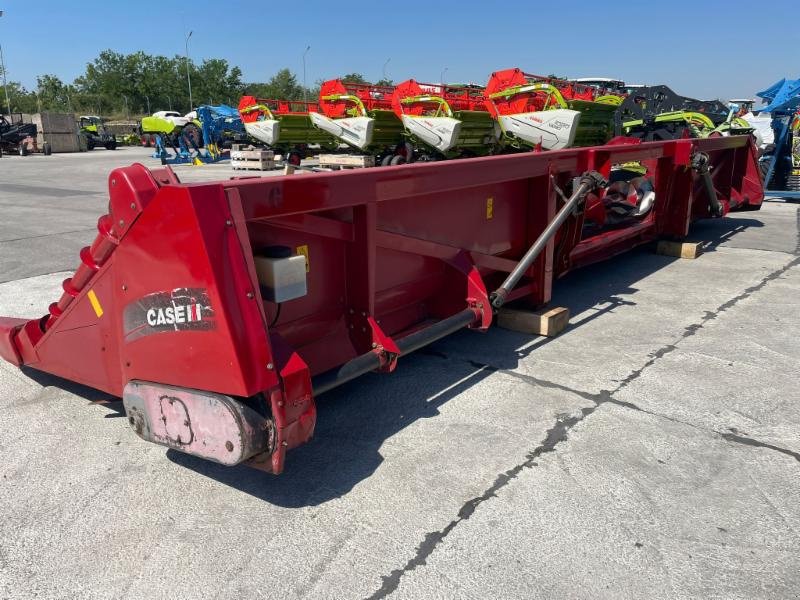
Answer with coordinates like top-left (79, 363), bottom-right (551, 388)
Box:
top-left (390, 79), bottom-right (497, 159)
top-left (0, 135), bottom-right (763, 474)
top-left (309, 79), bottom-right (403, 154)
top-left (485, 68), bottom-right (620, 150)
top-left (237, 96), bottom-right (337, 163)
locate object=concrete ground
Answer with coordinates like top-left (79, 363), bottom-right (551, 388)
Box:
top-left (0, 148), bottom-right (798, 600)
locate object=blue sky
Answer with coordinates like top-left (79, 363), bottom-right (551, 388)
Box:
top-left (0, 0), bottom-right (796, 101)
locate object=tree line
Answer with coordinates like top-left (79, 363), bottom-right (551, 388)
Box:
top-left (1, 50), bottom-right (391, 119)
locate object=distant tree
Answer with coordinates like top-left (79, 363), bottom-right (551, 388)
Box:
top-left (70, 49), bottom-right (244, 114)
top-left (192, 59), bottom-right (244, 107)
top-left (246, 68), bottom-right (304, 100)
top-left (36, 74), bottom-right (71, 111)
top-left (7, 51), bottom-right (312, 117)
top-left (2, 81), bottom-right (38, 113)
top-left (341, 72), bottom-right (369, 85)
top-left (375, 78), bottom-right (393, 87)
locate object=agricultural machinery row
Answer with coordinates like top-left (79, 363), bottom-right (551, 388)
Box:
top-left (238, 68), bottom-right (755, 167)
top-left (0, 64), bottom-right (768, 476)
top-left (139, 105), bottom-right (247, 164)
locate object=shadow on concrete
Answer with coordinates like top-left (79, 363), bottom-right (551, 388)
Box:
top-left (166, 212), bottom-right (765, 506)
top-left (20, 366), bottom-right (125, 416)
top-left (686, 217), bottom-right (764, 253)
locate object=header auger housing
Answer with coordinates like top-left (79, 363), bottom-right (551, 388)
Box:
top-left (390, 79), bottom-right (498, 159)
top-left (0, 135), bottom-right (763, 474)
top-left (485, 68), bottom-right (619, 151)
top-left (238, 96), bottom-right (338, 160)
top-left (310, 79), bottom-right (405, 159)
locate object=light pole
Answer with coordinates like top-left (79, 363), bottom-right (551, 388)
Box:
top-left (302, 45), bottom-right (310, 103)
top-left (123, 94), bottom-right (128, 120)
top-left (145, 94), bottom-right (150, 114)
top-left (0, 11), bottom-right (12, 115)
top-left (185, 30), bottom-right (193, 111)
top-left (167, 94), bottom-right (172, 111)
top-left (382, 58), bottom-right (391, 83)
top-left (440, 67), bottom-right (448, 86)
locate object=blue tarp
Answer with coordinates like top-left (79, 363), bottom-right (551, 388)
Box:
top-left (756, 78), bottom-right (800, 113)
top-left (756, 78), bottom-right (785, 101)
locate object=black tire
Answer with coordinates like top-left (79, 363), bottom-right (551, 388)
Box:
top-left (380, 155), bottom-right (393, 167)
top-left (183, 123), bottom-right (203, 148)
top-left (19, 144), bottom-right (28, 156)
top-left (43, 143), bottom-right (52, 156)
top-left (390, 155), bottom-right (406, 166)
top-left (86, 137), bottom-right (95, 151)
top-left (105, 140), bottom-right (117, 150)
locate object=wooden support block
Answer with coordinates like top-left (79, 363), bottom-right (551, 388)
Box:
top-left (283, 164), bottom-right (297, 175)
top-left (497, 306), bottom-right (570, 337)
top-left (656, 240), bottom-right (703, 259)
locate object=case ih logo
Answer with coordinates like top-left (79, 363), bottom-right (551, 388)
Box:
top-left (123, 288), bottom-right (215, 342)
top-left (146, 302), bottom-right (202, 327)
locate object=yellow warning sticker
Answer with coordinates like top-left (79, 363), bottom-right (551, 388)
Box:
top-left (486, 197), bottom-right (494, 220)
top-left (296, 245), bottom-right (310, 272)
top-left (87, 289), bottom-right (104, 318)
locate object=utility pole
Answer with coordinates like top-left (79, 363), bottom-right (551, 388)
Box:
top-left (167, 95), bottom-right (172, 111)
top-left (302, 45), bottom-right (310, 103)
top-left (0, 11), bottom-right (12, 115)
top-left (440, 67), bottom-right (448, 86)
top-left (123, 94), bottom-right (128, 120)
top-left (382, 58), bottom-right (391, 83)
top-left (145, 94), bottom-right (150, 114)
top-left (185, 30), bottom-right (193, 111)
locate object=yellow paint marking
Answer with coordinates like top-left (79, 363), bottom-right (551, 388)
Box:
top-left (87, 289), bottom-right (104, 318)
top-left (486, 197), bottom-right (494, 220)
top-left (296, 245), bottom-right (310, 272)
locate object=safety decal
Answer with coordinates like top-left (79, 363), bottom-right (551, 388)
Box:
top-left (123, 288), bottom-right (215, 342)
top-left (87, 289), bottom-right (104, 318)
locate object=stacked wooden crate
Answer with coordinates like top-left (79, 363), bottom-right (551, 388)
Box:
top-left (231, 146), bottom-right (276, 171)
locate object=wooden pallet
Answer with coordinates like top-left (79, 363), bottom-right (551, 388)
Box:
top-left (231, 148), bottom-right (276, 171)
top-left (232, 158), bottom-right (276, 171)
top-left (318, 154), bottom-right (375, 169)
top-left (231, 143), bottom-right (267, 152)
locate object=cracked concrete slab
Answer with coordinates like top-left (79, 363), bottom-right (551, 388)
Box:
top-left (611, 252), bottom-right (800, 455)
top-left (0, 151), bottom-right (798, 599)
top-left (389, 405), bottom-right (800, 600)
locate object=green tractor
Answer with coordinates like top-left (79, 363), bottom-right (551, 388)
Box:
top-left (79, 116), bottom-right (117, 150)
